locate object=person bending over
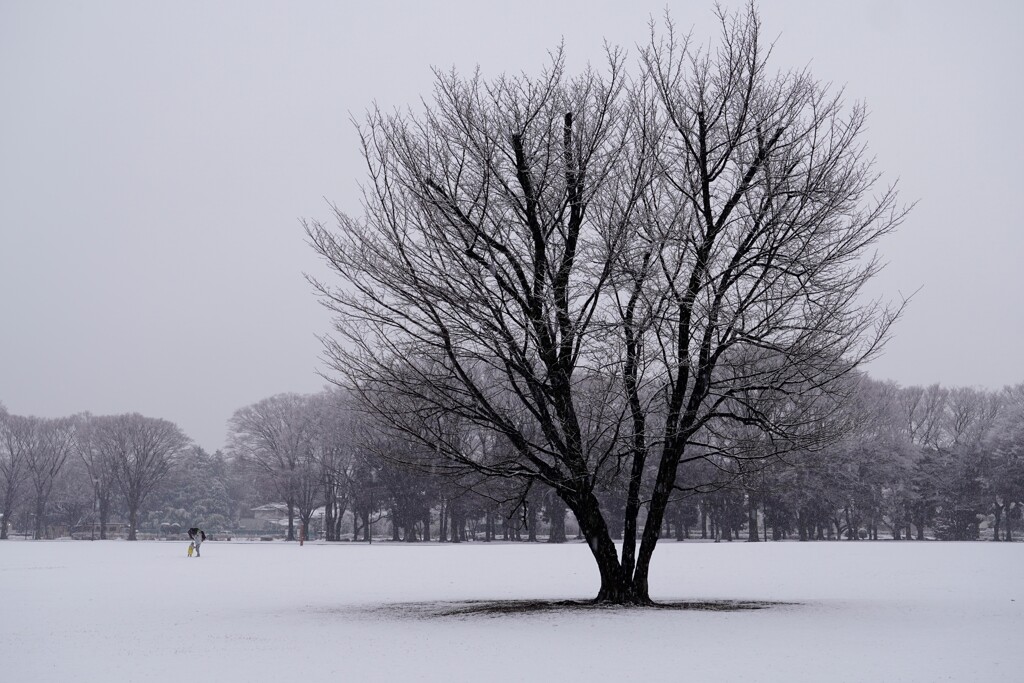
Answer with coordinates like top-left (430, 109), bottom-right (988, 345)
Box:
top-left (187, 527), bottom-right (206, 557)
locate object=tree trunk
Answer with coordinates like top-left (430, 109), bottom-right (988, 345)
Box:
top-left (547, 497), bottom-right (567, 543)
top-left (747, 496), bottom-right (760, 542)
top-left (337, 502), bottom-right (346, 541)
top-left (0, 482), bottom-right (16, 539)
top-left (128, 506), bottom-right (138, 541)
top-left (450, 507), bottom-right (462, 543)
top-left (631, 447), bottom-right (697, 603)
top-left (912, 509), bottom-right (926, 540)
top-left (323, 501), bottom-right (333, 542)
top-left (0, 500), bottom-right (10, 539)
top-left (566, 490), bottom-right (645, 604)
top-left (34, 496), bottom-right (46, 540)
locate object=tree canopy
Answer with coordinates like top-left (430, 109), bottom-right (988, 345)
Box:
top-left (307, 5), bottom-right (908, 603)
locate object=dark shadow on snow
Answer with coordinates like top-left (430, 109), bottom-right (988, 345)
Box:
top-left (356, 599), bottom-right (795, 620)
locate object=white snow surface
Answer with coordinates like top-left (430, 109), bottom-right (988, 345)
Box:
top-left (2, 539), bottom-right (1021, 682)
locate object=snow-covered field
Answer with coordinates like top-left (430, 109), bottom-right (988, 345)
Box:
top-left (2, 539), bottom-right (1021, 682)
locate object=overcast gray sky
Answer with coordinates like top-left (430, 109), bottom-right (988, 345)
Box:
top-left (2, 1), bottom-right (1022, 452)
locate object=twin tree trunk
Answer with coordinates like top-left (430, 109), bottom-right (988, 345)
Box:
top-left (568, 492), bottom-right (677, 603)
top-left (560, 445), bottom-right (691, 605)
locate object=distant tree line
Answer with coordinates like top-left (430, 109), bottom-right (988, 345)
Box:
top-left (237, 378), bottom-right (1021, 545)
top-left (4, 377), bottom-right (1021, 543)
top-left (0, 409), bottom-right (189, 540)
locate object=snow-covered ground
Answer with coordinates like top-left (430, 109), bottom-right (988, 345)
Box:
top-left (1, 539), bottom-right (1021, 682)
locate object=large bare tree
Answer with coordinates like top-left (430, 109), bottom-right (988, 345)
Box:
top-left (100, 413), bottom-right (188, 540)
top-left (307, 6), bottom-right (906, 603)
top-left (0, 407), bottom-right (29, 539)
top-left (227, 393), bottom-right (315, 541)
top-left (23, 417), bottom-right (76, 539)
top-left (307, 389), bottom-right (359, 541)
top-left (71, 413), bottom-right (118, 539)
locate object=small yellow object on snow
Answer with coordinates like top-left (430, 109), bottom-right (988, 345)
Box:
top-left (187, 542), bottom-right (194, 557)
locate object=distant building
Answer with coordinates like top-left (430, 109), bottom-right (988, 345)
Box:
top-left (236, 503), bottom-right (290, 536)
top-left (237, 503), bottom-right (325, 538)
top-left (252, 503), bottom-right (291, 523)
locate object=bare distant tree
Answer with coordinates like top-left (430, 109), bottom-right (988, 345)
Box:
top-left (292, 448), bottom-right (323, 542)
top-left (21, 417), bottom-right (76, 539)
top-left (308, 389), bottom-right (359, 541)
top-left (308, 6), bottom-right (906, 603)
top-left (899, 384), bottom-right (949, 449)
top-left (227, 393), bottom-right (314, 541)
top-left (71, 413), bottom-right (118, 539)
top-left (944, 386), bottom-right (1001, 449)
top-left (0, 407), bottom-right (30, 539)
top-left (987, 384), bottom-right (1024, 540)
top-left (99, 414), bottom-right (188, 540)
